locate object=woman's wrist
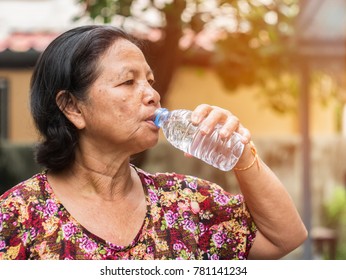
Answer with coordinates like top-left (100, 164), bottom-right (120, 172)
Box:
top-left (234, 141), bottom-right (260, 172)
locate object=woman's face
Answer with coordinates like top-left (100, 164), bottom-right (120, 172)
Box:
top-left (78, 38), bottom-right (161, 155)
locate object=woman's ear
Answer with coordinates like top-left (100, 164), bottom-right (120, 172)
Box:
top-left (56, 91), bottom-right (86, 129)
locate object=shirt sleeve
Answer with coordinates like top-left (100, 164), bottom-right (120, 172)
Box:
top-left (195, 178), bottom-right (257, 259)
top-left (0, 193), bottom-right (29, 260)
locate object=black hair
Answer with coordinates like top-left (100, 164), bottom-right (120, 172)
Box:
top-left (30, 25), bottom-right (139, 172)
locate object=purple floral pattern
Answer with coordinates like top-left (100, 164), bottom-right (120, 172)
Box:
top-left (0, 167), bottom-right (256, 260)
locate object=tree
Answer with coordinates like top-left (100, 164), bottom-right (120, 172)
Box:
top-left (76, 0), bottom-right (300, 110)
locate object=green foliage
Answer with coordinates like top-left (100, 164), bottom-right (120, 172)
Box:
top-left (211, 0), bottom-right (301, 113)
top-left (324, 187), bottom-right (346, 228)
top-left (0, 142), bottom-right (41, 195)
top-left (76, 0), bottom-right (134, 23)
top-left (323, 186), bottom-right (346, 259)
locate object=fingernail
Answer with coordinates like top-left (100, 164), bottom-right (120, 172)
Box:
top-left (241, 136), bottom-right (249, 144)
top-left (219, 128), bottom-right (229, 138)
top-left (191, 115), bottom-right (199, 124)
top-left (199, 125), bottom-right (210, 134)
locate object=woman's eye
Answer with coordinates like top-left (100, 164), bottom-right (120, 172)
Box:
top-left (148, 79), bottom-right (155, 86)
top-left (122, 80), bottom-right (134, 86)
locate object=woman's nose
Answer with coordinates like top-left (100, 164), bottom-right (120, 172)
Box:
top-left (143, 84), bottom-right (160, 105)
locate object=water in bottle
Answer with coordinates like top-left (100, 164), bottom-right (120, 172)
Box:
top-left (153, 108), bottom-right (244, 171)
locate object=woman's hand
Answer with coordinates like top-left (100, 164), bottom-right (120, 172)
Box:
top-left (183, 104), bottom-right (251, 158)
top-left (190, 104), bottom-right (251, 144)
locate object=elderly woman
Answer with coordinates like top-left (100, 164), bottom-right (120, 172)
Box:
top-left (0, 25), bottom-right (307, 260)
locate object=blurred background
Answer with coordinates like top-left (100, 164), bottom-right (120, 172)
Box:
top-left (0, 0), bottom-right (345, 260)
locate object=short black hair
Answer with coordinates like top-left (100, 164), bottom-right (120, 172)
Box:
top-left (30, 25), bottom-right (140, 172)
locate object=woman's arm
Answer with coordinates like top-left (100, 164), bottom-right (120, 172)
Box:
top-left (234, 142), bottom-right (308, 259)
top-left (190, 104), bottom-right (307, 259)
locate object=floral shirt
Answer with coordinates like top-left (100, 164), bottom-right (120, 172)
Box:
top-left (0, 167), bottom-right (257, 260)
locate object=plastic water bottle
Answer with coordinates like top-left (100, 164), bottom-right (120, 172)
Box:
top-left (154, 108), bottom-right (245, 171)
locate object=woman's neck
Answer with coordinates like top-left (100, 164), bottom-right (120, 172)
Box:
top-left (48, 158), bottom-right (137, 203)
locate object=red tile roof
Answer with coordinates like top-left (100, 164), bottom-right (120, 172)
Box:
top-left (0, 32), bottom-right (60, 52)
top-left (0, 27), bottom-right (221, 53)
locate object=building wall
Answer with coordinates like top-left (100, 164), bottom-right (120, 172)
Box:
top-left (166, 66), bottom-right (339, 138)
top-left (0, 69), bottom-right (38, 143)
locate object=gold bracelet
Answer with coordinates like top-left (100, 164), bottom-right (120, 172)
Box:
top-left (234, 141), bottom-right (259, 171)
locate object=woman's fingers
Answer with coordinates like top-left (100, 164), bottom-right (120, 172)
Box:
top-left (191, 104), bottom-right (251, 143)
top-left (237, 125), bottom-right (251, 144)
top-left (191, 104), bottom-right (212, 124)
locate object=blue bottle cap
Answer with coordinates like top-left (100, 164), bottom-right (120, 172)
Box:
top-left (154, 108), bottom-right (168, 127)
